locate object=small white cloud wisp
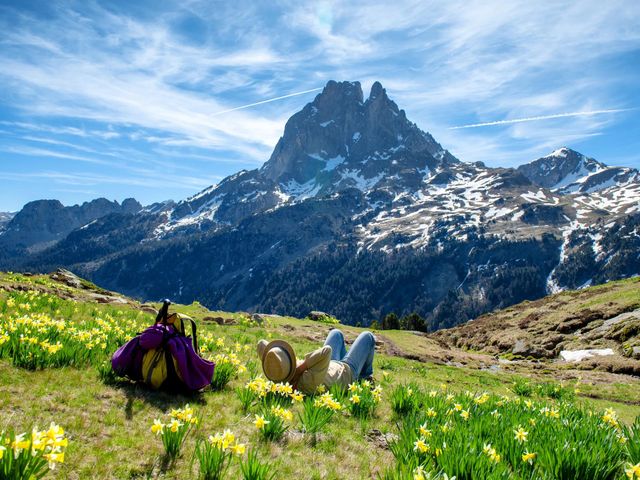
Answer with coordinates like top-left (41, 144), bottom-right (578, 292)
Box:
top-left (210, 87), bottom-right (323, 117)
top-left (449, 108), bottom-right (634, 129)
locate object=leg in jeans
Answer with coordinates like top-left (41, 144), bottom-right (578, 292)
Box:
top-left (342, 331), bottom-right (375, 380)
top-left (324, 329), bottom-right (347, 361)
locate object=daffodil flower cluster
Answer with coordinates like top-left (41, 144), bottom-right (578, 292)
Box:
top-left (0, 422), bottom-right (68, 478)
top-left (208, 430), bottom-right (246, 455)
top-left (210, 349), bottom-right (249, 390)
top-left (270, 405), bottom-right (294, 422)
top-left (602, 407), bottom-right (620, 429)
top-left (483, 443), bottom-right (502, 463)
top-left (151, 404), bottom-right (198, 459)
top-left (0, 290), bottom-right (146, 370)
top-left (212, 351), bottom-right (247, 373)
top-left (245, 376), bottom-right (304, 406)
top-left (254, 405), bottom-right (291, 442)
top-left (195, 429), bottom-right (247, 479)
top-left (313, 392), bottom-right (343, 411)
top-left (346, 381), bottom-right (382, 419)
top-left (385, 388), bottom-right (635, 479)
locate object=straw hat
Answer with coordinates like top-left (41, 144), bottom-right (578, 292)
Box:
top-left (258, 339), bottom-right (297, 383)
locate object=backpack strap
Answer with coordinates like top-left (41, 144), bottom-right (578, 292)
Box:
top-left (187, 317), bottom-right (200, 354)
top-left (155, 299), bottom-right (171, 325)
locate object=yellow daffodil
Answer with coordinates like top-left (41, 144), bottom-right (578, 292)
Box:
top-left (625, 462), bottom-right (640, 479)
top-left (514, 426), bottom-right (528, 443)
top-left (419, 423), bottom-right (432, 437)
top-left (413, 465), bottom-right (426, 480)
top-left (11, 434), bottom-right (30, 452)
top-left (413, 438), bottom-right (429, 453)
top-left (43, 451), bottom-right (65, 469)
top-left (151, 419), bottom-right (165, 435)
top-left (221, 429), bottom-right (235, 446)
top-left (169, 419), bottom-right (182, 433)
top-left (522, 451), bottom-right (536, 464)
top-left (483, 444), bottom-right (501, 463)
top-left (460, 410), bottom-right (470, 421)
top-left (350, 394), bottom-right (361, 404)
top-left (602, 408), bottom-right (619, 428)
top-left (254, 415), bottom-right (269, 430)
top-left (230, 442), bottom-right (246, 456)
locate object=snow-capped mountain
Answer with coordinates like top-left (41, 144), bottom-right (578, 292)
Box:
top-left (517, 147), bottom-right (639, 194)
top-left (153, 81), bottom-right (458, 237)
top-left (2, 80), bottom-right (639, 328)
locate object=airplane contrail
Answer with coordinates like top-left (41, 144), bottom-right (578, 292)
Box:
top-left (449, 108), bottom-right (634, 129)
top-left (212, 87), bottom-right (323, 116)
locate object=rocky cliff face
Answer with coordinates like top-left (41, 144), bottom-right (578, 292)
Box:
top-left (154, 81), bottom-right (458, 237)
top-left (2, 80), bottom-right (639, 328)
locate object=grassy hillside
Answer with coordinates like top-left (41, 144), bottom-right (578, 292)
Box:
top-left (433, 276), bottom-right (640, 375)
top-left (0, 271), bottom-right (639, 479)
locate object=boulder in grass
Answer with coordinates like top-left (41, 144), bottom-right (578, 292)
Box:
top-left (308, 311), bottom-right (330, 321)
top-left (140, 304), bottom-right (158, 314)
top-left (251, 313), bottom-right (269, 325)
top-left (203, 316), bottom-right (236, 326)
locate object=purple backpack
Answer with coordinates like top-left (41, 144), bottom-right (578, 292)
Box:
top-left (111, 301), bottom-right (214, 392)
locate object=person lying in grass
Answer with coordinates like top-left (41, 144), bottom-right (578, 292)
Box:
top-left (256, 329), bottom-right (376, 395)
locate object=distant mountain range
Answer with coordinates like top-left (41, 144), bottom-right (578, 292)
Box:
top-left (1, 80), bottom-right (639, 328)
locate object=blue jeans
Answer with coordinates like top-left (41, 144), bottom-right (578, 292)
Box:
top-left (324, 329), bottom-right (375, 380)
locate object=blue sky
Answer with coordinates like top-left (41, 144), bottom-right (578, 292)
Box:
top-left (0, 0), bottom-right (639, 212)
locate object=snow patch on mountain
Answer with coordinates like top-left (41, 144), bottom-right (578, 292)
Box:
top-left (323, 155), bottom-right (346, 171)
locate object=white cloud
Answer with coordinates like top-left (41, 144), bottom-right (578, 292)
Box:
top-left (0, 0), bottom-right (639, 193)
top-left (450, 109), bottom-right (634, 129)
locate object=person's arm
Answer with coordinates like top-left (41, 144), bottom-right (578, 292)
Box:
top-left (291, 359), bottom-right (307, 385)
top-left (293, 346), bottom-right (331, 385)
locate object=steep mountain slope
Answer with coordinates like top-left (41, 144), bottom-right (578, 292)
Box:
top-left (2, 80), bottom-right (640, 328)
top-left (0, 211), bottom-right (14, 230)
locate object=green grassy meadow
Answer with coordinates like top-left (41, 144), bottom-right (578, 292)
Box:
top-left (0, 272), bottom-right (639, 479)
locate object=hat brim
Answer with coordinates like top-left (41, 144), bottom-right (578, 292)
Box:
top-left (261, 339), bottom-right (297, 383)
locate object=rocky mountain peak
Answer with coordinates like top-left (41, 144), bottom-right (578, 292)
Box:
top-left (369, 80), bottom-right (385, 100)
top-left (517, 147), bottom-right (606, 191)
top-left (260, 79), bottom-right (453, 188)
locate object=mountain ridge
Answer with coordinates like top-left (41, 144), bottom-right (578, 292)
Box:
top-left (1, 79), bottom-right (639, 329)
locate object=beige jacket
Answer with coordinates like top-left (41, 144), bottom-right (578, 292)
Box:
top-left (296, 345), bottom-right (353, 395)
